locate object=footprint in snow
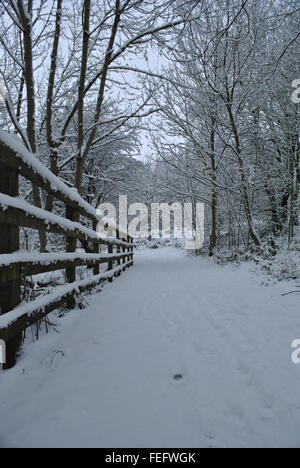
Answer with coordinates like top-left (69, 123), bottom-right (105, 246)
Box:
top-left (173, 374), bottom-right (184, 381)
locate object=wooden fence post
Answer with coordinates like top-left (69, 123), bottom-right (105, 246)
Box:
top-left (116, 229), bottom-right (121, 276)
top-left (93, 220), bottom-right (100, 275)
top-left (0, 158), bottom-right (21, 369)
top-left (131, 238), bottom-right (134, 265)
top-left (127, 235), bottom-right (131, 265)
top-left (122, 239), bottom-right (126, 270)
top-left (66, 206), bottom-right (77, 308)
top-left (108, 243), bottom-right (113, 282)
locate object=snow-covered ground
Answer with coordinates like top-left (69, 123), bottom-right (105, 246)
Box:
top-left (0, 248), bottom-right (300, 448)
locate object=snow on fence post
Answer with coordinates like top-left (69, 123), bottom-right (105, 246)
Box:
top-left (0, 151), bottom-right (21, 369)
top-left (65, 206), bottom-right (77, 309)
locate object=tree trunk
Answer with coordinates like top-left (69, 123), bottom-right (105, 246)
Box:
top-left (226, 103), bottom-right (260, 249)
top-left (17, 0), bottom-right (47, 252)
top-left (45, 0), bottom-right (63, 213)
top-left (209, 117), bottom-right (217, 257)
top-left (75, 0), bottom-right (121, 194)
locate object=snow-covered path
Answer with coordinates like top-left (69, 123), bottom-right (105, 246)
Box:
top-left (1, 248), bottom-right (300, 448)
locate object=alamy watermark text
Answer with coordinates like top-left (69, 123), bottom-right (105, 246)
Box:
top-left (96, 196), bottom-right (205, 250)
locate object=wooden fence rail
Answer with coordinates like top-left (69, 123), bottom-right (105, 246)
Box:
top-left (0, 131), bottom-right (134, 369)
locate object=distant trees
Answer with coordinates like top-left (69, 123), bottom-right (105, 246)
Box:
top-left (154, 0), bottom-right (300, 255)
top-left (0, 0), bottom-right (298, 257)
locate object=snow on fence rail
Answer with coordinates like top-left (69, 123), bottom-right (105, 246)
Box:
top-left (0, 132), bottom-right (134, 369)
top-left (0, 262), bottom-right (133, 343)
top-left (0, 193), bottom-right (132, 248)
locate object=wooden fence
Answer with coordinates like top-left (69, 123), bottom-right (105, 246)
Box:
top-left (0, 132), bottom-right (134, 369)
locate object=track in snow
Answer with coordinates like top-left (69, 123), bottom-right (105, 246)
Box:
top-left (1, 248), bottom-right (300, 448)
